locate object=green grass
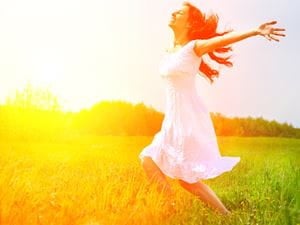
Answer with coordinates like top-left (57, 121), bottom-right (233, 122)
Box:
top-left (0, 136), bottom-right (299, 225)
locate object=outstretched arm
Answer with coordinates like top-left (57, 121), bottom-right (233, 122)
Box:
top-left (194, 20), bottom-right (286, 57)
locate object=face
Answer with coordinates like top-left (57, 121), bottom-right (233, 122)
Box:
top-left (169, 4), bottom-right (190, 30)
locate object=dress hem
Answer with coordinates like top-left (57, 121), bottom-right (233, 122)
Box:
top-left (139, 152), bottom-right (240, 184)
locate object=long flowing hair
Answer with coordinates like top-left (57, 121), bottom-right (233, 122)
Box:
top-left (184, 1), bottom-right (234, 84)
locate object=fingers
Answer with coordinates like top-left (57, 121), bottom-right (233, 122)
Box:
top-left (269, 34), bottom-right (280, 42)
top-left (272, 31), bottom-right (286, 37)
top-left (264, 34), bottom-right (272, 41)
top-left (273, 28), bottom-right (285, 31)
top-left (262, 20), bottom-right (277, 27)
top-left (271, 27), bottom-right (286, 37)
top-left (264, 33), bottom-right (279, 42)
top-left (266, 20), bottom-right (277, 25)
top-left (265, 33), bottom-right (280, 42)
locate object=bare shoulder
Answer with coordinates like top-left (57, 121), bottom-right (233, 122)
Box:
top-left (193, 39), bottom-right (209, 57)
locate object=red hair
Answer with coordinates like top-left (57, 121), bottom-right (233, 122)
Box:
top-left (183, 1), bottom-right (234, 84)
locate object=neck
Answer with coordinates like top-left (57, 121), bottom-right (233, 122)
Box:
top-left (172, 29), bottom-right (189, 47)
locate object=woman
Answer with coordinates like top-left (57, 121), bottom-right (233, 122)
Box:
top-left (138, 1), bottom-right (286, 215)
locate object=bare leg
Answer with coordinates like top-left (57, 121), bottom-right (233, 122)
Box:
top-left (141, 157), bottom-right (174, 198)
top-left (178, 179), bottom-right (231, 215)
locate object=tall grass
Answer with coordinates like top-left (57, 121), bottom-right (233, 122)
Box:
top-left (0, 136), bottom-right (299, 225)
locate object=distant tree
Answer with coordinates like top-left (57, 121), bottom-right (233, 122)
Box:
top-left (5, 82), bottom-right (61, 111)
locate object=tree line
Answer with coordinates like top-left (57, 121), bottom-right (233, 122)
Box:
top-left (0, 84), bottom-right (299, 141)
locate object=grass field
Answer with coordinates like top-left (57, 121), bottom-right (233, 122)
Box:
top-left (0, 136), bottom-right (299, 225)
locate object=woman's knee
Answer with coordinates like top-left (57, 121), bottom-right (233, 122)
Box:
top-left (142, 157), bottom-right (162, 177)
top-left (142, 156), bottom-right (155, 170)
top-left (178, 179), bottom-right (190, 187)
top-left (178, 179), bottom-right (201, 187)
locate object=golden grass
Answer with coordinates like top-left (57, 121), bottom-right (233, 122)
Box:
top-left (0, 136), bottom-right (299, 225)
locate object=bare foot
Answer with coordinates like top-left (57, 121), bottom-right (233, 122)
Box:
top-left (161, 200), bottom-right (176, 219)
top-left (221, 209), bottom-right (232, 216)
top-left (212, 207), bottom-right (231, 216)
top-left (165, 200), bottom-right (176, 213)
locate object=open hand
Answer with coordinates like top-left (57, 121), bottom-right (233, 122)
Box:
top-left (257, 20), bottom-right (286, 42)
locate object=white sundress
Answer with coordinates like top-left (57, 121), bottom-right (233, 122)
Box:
top-left (139, 39), bottom-right (240, 184)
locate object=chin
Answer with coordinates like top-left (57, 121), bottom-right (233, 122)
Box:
top-left (168, 20), bottom-right (175, 26)
top-left (168, 23), bottom-right (174, 29)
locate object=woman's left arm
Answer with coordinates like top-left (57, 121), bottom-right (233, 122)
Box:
top-left (194, 20), bottom-right (286, 57)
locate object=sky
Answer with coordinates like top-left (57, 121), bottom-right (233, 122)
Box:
top-left (0, 0), bottom-right (299, 127)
